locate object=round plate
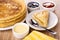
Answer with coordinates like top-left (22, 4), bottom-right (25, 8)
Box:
top-left (26, 10), bottom-right (58, 30)
top-left (0, 13), bottom-right (28, 31)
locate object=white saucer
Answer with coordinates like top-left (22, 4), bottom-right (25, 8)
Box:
top-left (0, 12), bottom-right (28, 31)
top-left (26, 10), bottom-right (58, 30)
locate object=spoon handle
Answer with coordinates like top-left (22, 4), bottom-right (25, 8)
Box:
top-left (31, 19), bottom-right (57, 35)
top-left (46, 29), bottom-right (57, 35)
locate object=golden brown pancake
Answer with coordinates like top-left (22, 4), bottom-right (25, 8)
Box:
top-left (0, 13), bottom-right (26, 28)
top-left (0, 0), bottom-right (27, 28)
top-left (0, 9), bottom-right (27, 23)
top-left (33, 10), bottom-right (49, 27)
top-left (0, 0), bottom-right (26, 20)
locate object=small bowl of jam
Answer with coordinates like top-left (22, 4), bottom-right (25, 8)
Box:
top-left (27, 2), bottom-right (40, 12)
top-left (42, 1), bottom-right (56, 11)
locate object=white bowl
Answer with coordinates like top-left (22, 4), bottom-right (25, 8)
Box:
top-left (28, 6), bottom-right (40, 12)
top-left (26, 10), bottom-right (58, 30)
top-left (27, 1), bottom-right (40, 12)
top-left (41, 1), bottom-right (56, 12)
top-left (12, 23), bottom-right (29, 39)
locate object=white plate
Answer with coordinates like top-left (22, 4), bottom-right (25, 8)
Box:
top-left (0, 12), bottom-right (28, 31)
top-left (26, 10), bottom-right (58, 30)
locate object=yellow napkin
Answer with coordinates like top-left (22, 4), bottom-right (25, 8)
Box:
top-left (23, 31), bottom-right (57, 40)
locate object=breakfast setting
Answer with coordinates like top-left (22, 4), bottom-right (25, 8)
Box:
top-left (0, 0), bottom-right (60, 40)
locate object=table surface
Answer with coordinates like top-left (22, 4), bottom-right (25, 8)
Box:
top-left (0, 0), bottom-right (60, 40)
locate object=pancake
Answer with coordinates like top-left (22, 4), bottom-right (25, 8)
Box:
top-left (0, 0), bottom-right (26, 20)
top-left (0, 0), bottom-right (27, 28)
top-left (0, 9), bottom-right (26, 23)
top-left (5, 10), bottom-right (27, 22)
top-left (0, 13), bottom-right (26, 28)
top-left (33, 10), bottom-right (49, 27)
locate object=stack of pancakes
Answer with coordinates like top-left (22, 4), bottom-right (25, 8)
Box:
top-left (0, 0), bottom-right (27, 28)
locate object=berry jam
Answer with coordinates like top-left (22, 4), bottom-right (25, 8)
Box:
top-left (28, 2), bottom-right (39, 8)
top-left (43, 2), bottom-right (55, 8)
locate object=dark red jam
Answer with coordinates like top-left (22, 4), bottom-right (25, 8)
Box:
top-left (43, 2), bottom-right (55, 8)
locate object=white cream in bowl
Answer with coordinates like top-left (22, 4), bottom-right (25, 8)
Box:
top-left (12, 23), bottom-right (29, 39)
